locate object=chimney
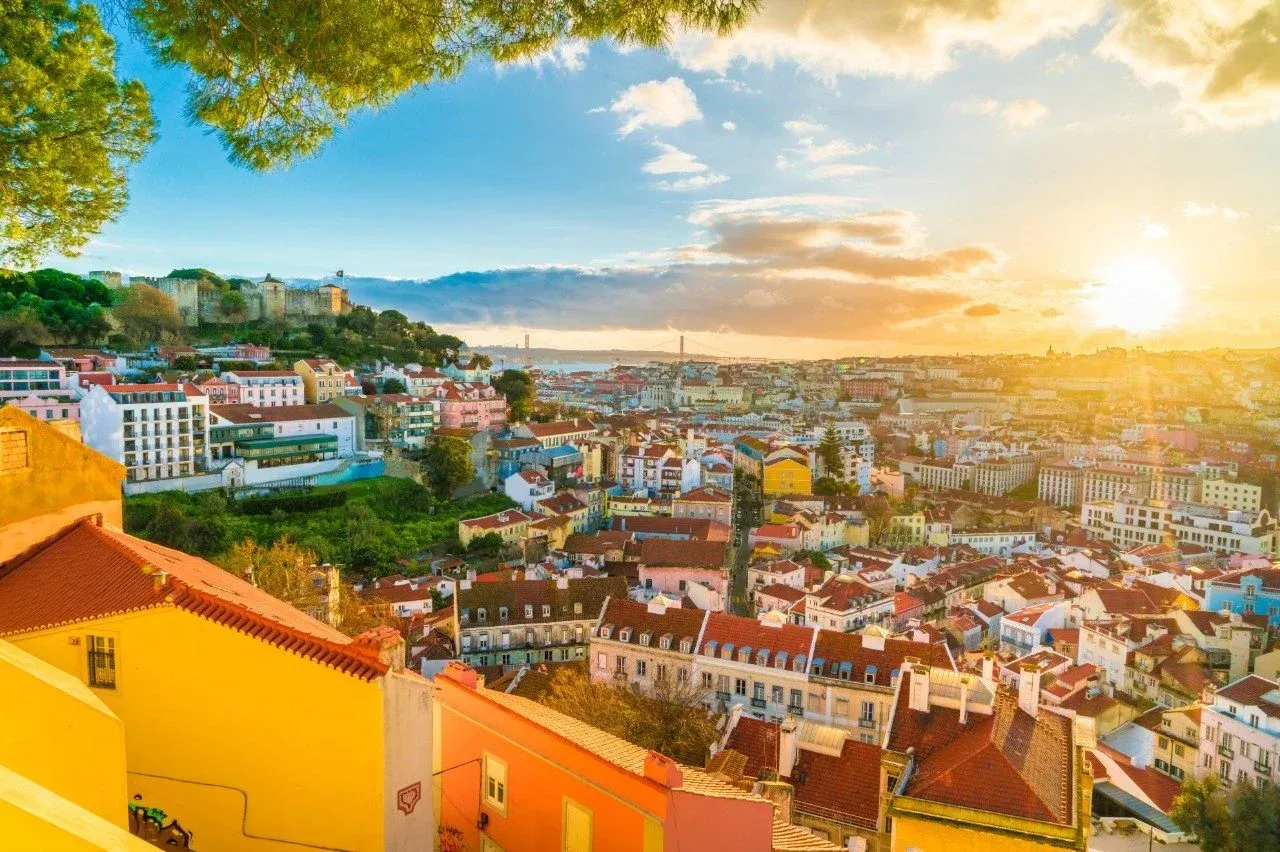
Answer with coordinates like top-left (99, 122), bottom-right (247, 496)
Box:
top-left (756, 780), bottom-right (794, 824)
top-left (555, 576), bottom-right (569, 590)
top-left (981, 651), bottom-right (994, 684)
top-left (779, 717), bottom-right (800, 777)
top-left (907, 660), bottom-right (931, 712)
top-left (1228, 624), bottom-right (1252, 683)
top-left (958, 675), bottom-right (970, 725)
top-left (467, 569), bottom-right (477, 582)
top-left (1018, 663), bottom-right (1041, 716)
top-left (644, 752), bottom-right (684, 788)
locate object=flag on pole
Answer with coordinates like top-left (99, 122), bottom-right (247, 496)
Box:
top-left (336, 269), bottom-right (344, 278)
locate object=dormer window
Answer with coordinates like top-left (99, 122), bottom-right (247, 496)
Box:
top-left (600, 625), bottom-right (612, 639)
top-left (680, 639), bottom-right (692, 653)
top-left (794, 655), bottom-right (807, 672)
top-left (499, 606), bottom-right (509, 621)
top-left (619, 628), bottom-right (632, 643)
top-left (574, 603), bottom-right (583, 615)
top-left (460, 609), bottom-right (470, 626)
top-left (775, 651), bottom-right (789, 670)
top-left (640, 632), bottom-right (652, 646)
top-left (720, 642), bottom-right (735, 660)
top-left (756, 649), bottom-right (769, 667)
top-left (542, 604), bottom-right (551, 618)
top-left (524, 604), bottom-right (533, 619)
top-left (477, 607), bottom-right (487, 624)
top-left (659, 634), bottom-right (672, 650)
top-left (704, 640), bottom-right (718, 657)
top-left (865, 665), bottom-right (878, 684)
top-left (738, 648), bottom-right (751, 664)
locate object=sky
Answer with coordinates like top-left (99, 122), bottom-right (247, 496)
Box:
top-left (60, 0), bottom-right (1280, 359)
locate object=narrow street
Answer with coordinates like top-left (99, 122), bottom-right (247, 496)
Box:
top-left (729, 480), bottom-right (761, 616)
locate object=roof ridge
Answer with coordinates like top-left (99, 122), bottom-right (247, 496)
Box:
top-left (0, 516), bottom-right (113, 585)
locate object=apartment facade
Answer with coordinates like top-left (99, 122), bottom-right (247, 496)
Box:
top-left (1082, 495), bottom-right (1276, 555)
top-left (220, 370), bottom-right (305, 407)
top-left (1201, 478), bottom-right (1263, 513)
top-left (1083, 465), bottom-right (1151, 502)
top-left (452, 576), bottom-right (626, 668)
top-left (1199, 675), bottom-right (1280, 788)
top-left (293, 358), bottom-right (352, 404)
top-left (1039, 462), bottom-right (1085, 507)
top-left (80, 383), bottom-right (209, 483)
top-left (434, 381), bottom-right (508, 431)
top-left (207, 402), bottom-right (356, 466)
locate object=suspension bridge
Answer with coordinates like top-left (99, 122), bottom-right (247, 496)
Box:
top-left (481, 333), bottom-right (769, 370)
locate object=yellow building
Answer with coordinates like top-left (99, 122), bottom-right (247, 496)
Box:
top-left (294, 357), bottom-right (351, 403)
top-left (0, 411), bottom-right (435, 851)
top-left (884, 512), bottom-right (926, 547)
top-left (763, 457), bottom-right (812, 497)
top-left (0, 637), bottom-right (153, 849)
top-left (458, 507), bottom-right (536, 547)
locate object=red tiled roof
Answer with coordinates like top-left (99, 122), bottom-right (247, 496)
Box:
top-left (1217, 674), bottom-right (1280, 716)
top-left (888, 688), bottom-right (1074, 825)
top-left (698, 612), bottom-right (815, 664)
top-left (809, 575), bottom-right (886, 614)
top-left (789, 737), bottom-right (883, 829)
top-left (637, 538), bottom-right (726, 568)
top-left (211, 402), bottom-right (352, 423)
top-left (813, 632), bottom-right (952, 686)
top-left (0, 519), bottom-right (389, 680)
top-left (721, 716), bottom-right (779, 779)
top-left (597, 597), bottom-right (706, 648)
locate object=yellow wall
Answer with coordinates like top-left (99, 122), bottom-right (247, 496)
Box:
top-left (10, 606), bottom-right (389, 852)
top-left (763, 458), bottom-right (811, 497)
top-left (892, 813), bottom-right (1074, 852)
top-left (0, 639), bottom-right (129, 826)
top-left (459, 519), bottom-right (529, 546)
top-left (0, 764), bottom-right (153, 852)
top-left (0, 407), bottom-right (124, 563)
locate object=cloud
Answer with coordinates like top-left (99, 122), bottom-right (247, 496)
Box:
top-left (609, 78), bottom-right (702, 136)
top-left (503, 40), bottom-right (589, 73)
top-left (964, 302), bottom-right (1001, 317)
top-left (1142, 221), bottom-right (1170, 239)
top-left (338, 197), bottom-right (1008, 343)
top-left (722, 121), bottom-right (738, 131)
top-left (1041, 307), bottom-right (1064, 318)
top-left (655, 172), bottom-right (730, 192)
top-left (670, 0), bottom-right (1104, 81)
top-left (784, 119), bottom-right (828, 134)
top-left (1046, 51), bottom-right (1083, 73)
top-left (641, 142), bottom-right (728, 192)
top-left (1097, 0), bottom-right (1280, 129)
top-left (956, 97), bottom-right (1048, 127)
top-left (807, 163), bottom-right (879, 179)
top-left (1001, 99), bottom-right (1049, 128)
top-left (1182, 201), bottom-right (1243, 220)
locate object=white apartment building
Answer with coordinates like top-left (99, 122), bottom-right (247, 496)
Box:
top-left (0, 358), bottom-right (76, 402)
top-left (915, 458), bottom-right (969, 490)
top-left (221, 370), bottom-right (304, 407)
top-left (1083, 465), bottom-right (1151, 503)
top-left (207, 402), bottom-right (356, 466)
top-left (1081, 495), bottom-right (1277, 555)
top-left (1201, 478), bottom-right (1263, 513)
top-left (1038, 462), bottom-right (1085, 507)
top-left (970, 456), bottom-right (1033, 496)
top-left (1199, 675), bottom-right (1280, 787)
top-left (619, 445), bottom-right (700, 495)
top-left (81, 383), bottom-right (209, 482)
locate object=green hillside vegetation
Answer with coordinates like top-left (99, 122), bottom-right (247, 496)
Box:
top-left (123, 477), bottom-right (516, 576)
top-left (0, 268), bottom-right (115, 350)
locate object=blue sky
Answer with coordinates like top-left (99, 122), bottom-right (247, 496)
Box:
top-left (62, 1), bottom-right (1280, 356)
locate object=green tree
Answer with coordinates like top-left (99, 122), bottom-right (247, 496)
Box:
top-left (168, 267), bottom-right (229, 288)
top-left (1170, 775), bottom-right (1234, 851)
top-left (465, 532), bottom-right (504, 557)
top-left (0, 308), bottom-right (50, 353)
top-left (1, 0), bottom-right (154, 265)
top-left (793, 549), bottom-right (832, 573)
top-left (813, 476), bottom-right (856, 497)
top-left (113, 283), bottom-right (183, 344)
top-left (219, 289), bottom-right (249, 323)
top-left (382, 377), bottom-right (407, 394)
top-left (423, 436), bottom-right (476, 499)
top-left (816, 426), bottom-right (842, 478)
top-left (493, 369), bottom-right (536, 422)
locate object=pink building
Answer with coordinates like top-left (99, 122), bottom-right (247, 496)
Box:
top-left (221, 370), bottom-right (305, 407)
top-left (195, 375), bottom-right (241, 405)
top-left (434, 381), bottom-right (507, 431)
top-left (6, 395), bottom-right (79, 422)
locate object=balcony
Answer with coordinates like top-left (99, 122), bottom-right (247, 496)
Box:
top-left (1218, 744), bottom-right (1235, 759)
top-left (859, 718), bottom-right (876, 729)
top-left (750, 698), bottom-right (767, 709)
top-left (1255, 761), bottom-right (1271, 776)
top-left (787, 705), bottom-right (804, 716)
top-left (715, 691), bottom-right (732, 703)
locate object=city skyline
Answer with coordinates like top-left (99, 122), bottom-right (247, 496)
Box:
top-left (53, 2), bottom-right (1280, 357)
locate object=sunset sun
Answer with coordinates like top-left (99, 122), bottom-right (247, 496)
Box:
top-left (1088, 257), bottom-right (1183, 334)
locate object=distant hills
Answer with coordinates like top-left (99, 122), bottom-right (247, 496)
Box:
top-left (473, 346), bottom-right (726, 366)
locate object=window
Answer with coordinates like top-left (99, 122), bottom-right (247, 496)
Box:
top-left (523, 604), bottom-right (533, 619)
top-left (772, 685), bottom-right (784, 704)
top-left (615, 655), bottom-right (627, 673)
top-left (483, 753), bottom-right (508, 814)
top-left (734, 678), bottom-right (747, 697)
top-left (500, 606), bottom-right (509, 621)
top-left (702, 671), bottom-right (713, 688)
top-left (562, 798), bottom-right (593, 852)
top-left (573, 602), bottom-right (583, 615)
top-left (655, 663), bottom-right (668, 682)
top-left (860, 701), bottom-right (875, 722)
top-left (478, 607), bottom-right (488, 624)
top-left (542, 604), bottom-right (551, 618)
top-left (808, 691), bottom-right (822, 711)
top-left (87, 635), bottom-right (116, 689)
top-left (636, 660), bottom-right (647, 677)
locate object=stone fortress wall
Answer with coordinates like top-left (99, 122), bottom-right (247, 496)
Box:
top-left (88, 272), bottom-right (351, 328)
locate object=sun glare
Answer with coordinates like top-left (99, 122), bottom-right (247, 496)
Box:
top-left (1088, 257), bottom-right (1182, 334)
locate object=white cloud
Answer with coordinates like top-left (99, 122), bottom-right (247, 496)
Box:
top-left (1182, 201), bottom-right (1243, 220)
top-left (1046, 51), bottom-right (1083, 74)
top-left (808, 163), bottom-right (880, 179)
top-left (1098, 0), bottom-right (1280, 129)
top-left (784, 119), bottom-right (827, 134)
top-left (1142, 221), bottom-right (1170, 239)
top-left (741, 289), bottom-right (787, 308)
top-left (609, 78), bottom-right (702, 137)
top-left (642, 142), bottom-right (707, 175)
top-left (954, 98), bottom-right (1001, 116)
top-left (802, 138), bottom-right (876, 161)
top-left (722, 121), bottom-right (738, 131)
top-left (954, 97), bottom-right (1048, 128)
top-left (1001, 98), bottom-right (1049, 128)
top-left (670, 0), bottom-right (1104, 82)
top-left (504, 40), bottom-right (589, 73)
top-left (655, 172), bottom-right (730, 192)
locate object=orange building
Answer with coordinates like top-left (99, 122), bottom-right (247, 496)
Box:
top-left (433, 662), bottom-right (842, 852)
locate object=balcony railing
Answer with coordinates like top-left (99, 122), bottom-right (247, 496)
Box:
top-left (1218, 744), bottom-right (1235, 759)
top-left (787, 705), bottom-right (804, 716)
top-left (1255, 761), bottom-right (1271, 776)
top-left (859, 718), bottom-right (876, 729)
top-left (750, 698), bottom-right (767, 709)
